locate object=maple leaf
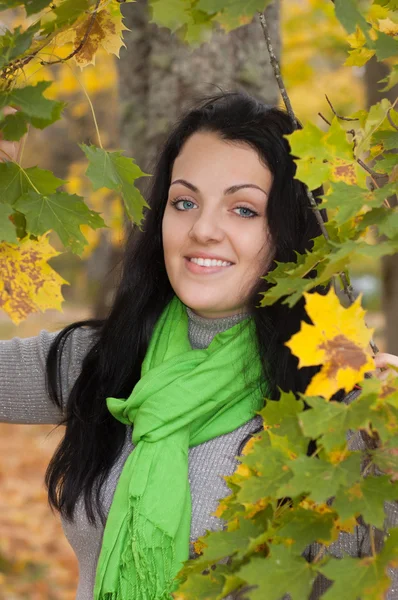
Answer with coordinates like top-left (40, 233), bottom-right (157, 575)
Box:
top-left (81, 144), bottom-right (150, 227)
top-left (0, 205), bottom-right (18, 243)
top-left (0, 236), bottom-right (67, 324)
top-left (237, 547), bottom-right (316, 600)
top-left (286, 288), bottom-right (375, 399)
top-left (333, 475), bottom-right (398, 529)
top-left (319, 529), bottom-right (398, 600)
top-left (60, 3), bottom-right (129, 68)
top-left (14, 190), bottom-right (105, 255)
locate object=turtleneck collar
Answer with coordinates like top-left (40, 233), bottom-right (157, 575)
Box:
top-left (185, 305), bottom-right (251, 350)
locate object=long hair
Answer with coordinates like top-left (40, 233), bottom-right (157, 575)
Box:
top-left (45, 91), bottom-right (328, 524)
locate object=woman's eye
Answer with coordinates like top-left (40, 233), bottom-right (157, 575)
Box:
top-left (233, 206), bottom-right (258, 218)
top-left (172, 198), bottom-right (197, 211)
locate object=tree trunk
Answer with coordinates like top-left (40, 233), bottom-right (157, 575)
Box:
top-left (93, 1), bottom-right (281, 317)
top-left (364, 57), bottom-right (398, 354)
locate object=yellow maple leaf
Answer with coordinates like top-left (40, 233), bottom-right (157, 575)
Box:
top-left (73, 6), bottom-right (127, 68)
top-left (286, 288), bottom-right (375, 399)
top-left (0, 236), bottom-right (67, 325)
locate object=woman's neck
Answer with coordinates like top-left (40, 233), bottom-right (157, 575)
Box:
top-left (186, 306), bottom-right (250, 350)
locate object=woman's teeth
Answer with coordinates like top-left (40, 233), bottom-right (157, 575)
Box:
top-left (189, 257), bottom-right (232, 267)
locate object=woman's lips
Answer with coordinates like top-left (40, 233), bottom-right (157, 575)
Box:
top-left (184, 257), bottom-right (233, 274)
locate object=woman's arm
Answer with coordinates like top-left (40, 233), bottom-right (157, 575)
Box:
top-left (0, 327), bottom-right (94, 424)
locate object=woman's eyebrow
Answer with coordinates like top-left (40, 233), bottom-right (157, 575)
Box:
top-left (170, 178), bottom-right (268, 197)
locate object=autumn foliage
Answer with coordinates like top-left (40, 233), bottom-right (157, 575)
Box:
top-left (1, 0), bottom-right (398, 599)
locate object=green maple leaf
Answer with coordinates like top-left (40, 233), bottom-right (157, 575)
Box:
top-left (288, 122), bottom-right (328, 159)
top-left (276, 507), bottom-right (336, 553)
top-left (319, 529), bottom-right (398, 599)
top-left (356, 99), bottom-right (392, 156)
top-left (278, 453), bottom-right (362, 504)
top-left (372, 130), bottom-right (398, 152)
top-left (0, 164), bottom-right (25, 203)
top-left (375, 31), bottom-right (398, 61)
top-left (380, 65), bottom-right (398, 92)
top-left (174, 571), bottom-right (224, 599)
top-left (299, 395), bottom-right (374, 452)
top-left (197, 518), bottom-right (263, 563)
top-left (0, 22), bottom-right (40, 68)
top-left (259, 391), bottom-right (307, 454)
top-left (24, 0), bottom-right (51, 15)
top-left (0, 204), bottom-right (17, 243)
top-left (321, 182), bottom-right (388, 227)
top-left (238, 547), bottom-right (316, 600)
top-left (370, 436), bottom-right (398, 479)
top-left (333, 0), bottom-right (370, 35)
top-left (319, 239), bottom-right (398, 283)
top-left (260, 239), bottom-right (329, 307)
top-left (259, 276), bottom-right (314, 308)
top-left (359, 208), bottom-right (398, 240)
top-left (0, 81), bottom-right (65, 139)
top-left (238, 447), bottom-right (292, 502)
top-left (374, 153), bottom-right (398, 174)
top-left (0, 81), bottom-right (55, 119)
top-left (0, 163), bottom-right (66, 205)
top-left (287, 118), bottom-right (355, 190)
top-left (375, 0), bottom-right (398, 8)
top-left (324, 118), bottom-right (355, 160)
top-left (14, 190), bottom-right (105, 254)
top-left (0, 111), bottom-right (28, 141)
top-left (81, 144), bottom-right (150, 227)
top-left (149, 0), bottom-right (191, 32)
top-left (0, 1), bottom-right (23, 9)
top-left (333, 475), bottom-right (398, 529)
top-left (356, 378), bottom-right (398, 443)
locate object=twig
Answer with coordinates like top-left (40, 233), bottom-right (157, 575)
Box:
top-left (318, 112), bottom-right (331, 126)
top-left (257, 12), bottom-right (298, 129)
top-left (387, 107), bottom-right (398, 131)
top-left (357, 158), bottom-right (384, 181)
top-left (325, 95), bottom-right (359, 122)
top-left (312, 544), bottom-right (326, 564)
top-left (257, 8), bottom-right (379, 355)
top-left (40, 0), bottom-right (102, 66)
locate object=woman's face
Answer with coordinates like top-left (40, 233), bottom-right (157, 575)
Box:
top-left (162, 131), bottom-right (274, 318)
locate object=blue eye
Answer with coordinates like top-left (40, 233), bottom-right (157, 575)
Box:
top-left (234, 206), bottom-right (258, 218)
top-left (171, 198), bottom-right (197, 211)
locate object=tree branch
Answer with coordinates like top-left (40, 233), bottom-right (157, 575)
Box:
top-left (257, 12), bottom-right (298, 129)
top-left (325, 94), bottom-right (358, 122)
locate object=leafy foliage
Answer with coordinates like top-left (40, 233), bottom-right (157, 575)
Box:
top-left (1, 0), bottom-right (398, 598)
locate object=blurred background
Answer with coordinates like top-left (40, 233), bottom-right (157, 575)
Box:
top-left (0, 0), bottom-right (396, 597)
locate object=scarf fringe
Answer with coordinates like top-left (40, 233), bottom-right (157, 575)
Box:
top-left (99, 503), bottom-right (176, 600)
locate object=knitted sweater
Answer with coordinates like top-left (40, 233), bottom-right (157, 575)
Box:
top-left (1, 308), bottom-right (397, 600)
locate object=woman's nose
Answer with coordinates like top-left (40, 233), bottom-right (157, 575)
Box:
top-left (188, 210), bottom-right (225, 243)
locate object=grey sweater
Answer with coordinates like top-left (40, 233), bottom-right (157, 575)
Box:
top-left (1, 309), bottom-right (397, 600)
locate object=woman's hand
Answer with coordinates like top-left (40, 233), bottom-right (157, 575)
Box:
top-left (0, 107), bottom-right (25, 163)
top-left (372, 352), bottom-right (398, 381)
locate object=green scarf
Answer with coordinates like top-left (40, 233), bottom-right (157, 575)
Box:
top-left (94, 296), bottom-right (265, 600)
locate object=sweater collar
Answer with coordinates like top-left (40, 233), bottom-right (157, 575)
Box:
top-left (185, 305), bottom-right (251, 350)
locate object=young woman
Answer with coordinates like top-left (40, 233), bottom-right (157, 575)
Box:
top-left (1, 92), bottom-right (397, 600)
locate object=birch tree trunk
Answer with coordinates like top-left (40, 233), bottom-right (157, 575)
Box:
top-left (93, 1), bottom-right (281, 317)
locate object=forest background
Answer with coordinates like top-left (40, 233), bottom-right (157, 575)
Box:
top-left (0, 0), bottom-right (397, 598)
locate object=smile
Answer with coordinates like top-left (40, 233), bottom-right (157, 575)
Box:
top-left (184, 257), bottom-right (233, 274)
top-left (190, 257), bottom-right (232, 267)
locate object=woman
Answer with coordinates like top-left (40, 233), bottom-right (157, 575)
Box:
top-left (0, 92), bottom-right (397, 600)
